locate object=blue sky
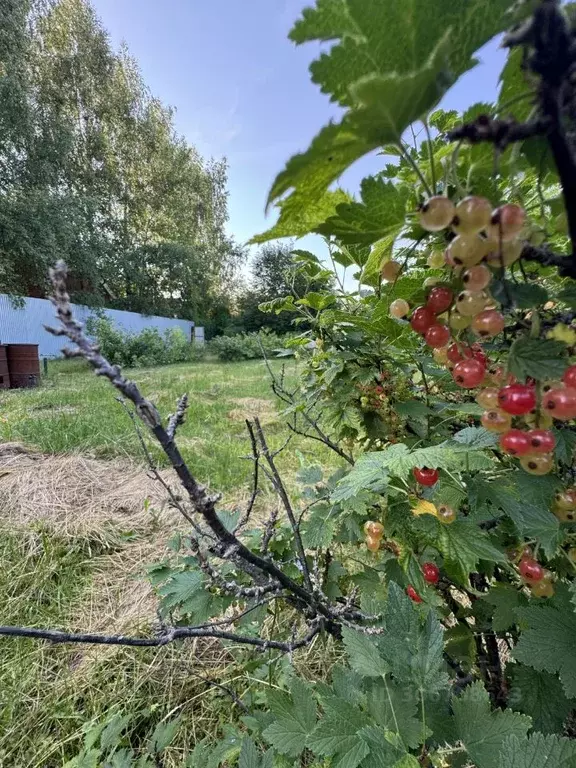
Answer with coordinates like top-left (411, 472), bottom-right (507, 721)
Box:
top-left (91, 0), bottom-right (507, 255)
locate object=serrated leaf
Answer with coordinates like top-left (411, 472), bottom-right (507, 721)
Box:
top-left (331, 455), bottom-right (388, 503)
top-left (452, 682), bottom-right (531, 768)
top-left (491, 279), bottom-right (549, 310)
top-left (100, 714), bottom-right (132, 751)
top-left (316, 177), bottom-right (409, 246)
top-left (252, 188), bottom-right (351, 243)
top-left (468, 475), bottom-right (561, 559)
top-left (482, 584), bottom-right (527, 633)
top-left (498, 732), bottom-right (576, 768)
top-left (507, 337), bottom-right (568, 382)
top-left (448, 426), bottom-right (499, 451)
top-left (379, 583), bottom-right (449, 694)
top-left (306, 696), bottom-right (369, 765)
top-left (239, 738), bottom-right (261, 768)
top-left (301, 503), bottom-right (337, 549)
top-left (420, 517), bottom-right (506, 583)
top-left (558, 284), bottom-right (576, 309)
top-left (509, 666), bottom-right (574, 735)
top-left (366, 678), bottom-right (424, 749)
top-left (158, 571), bottom-right (204, 611)
top-left (554, 428), bottom-right (576, 465)
top-left (263, 679), bottom-right (316, 757)
top-left (149, 717), bottom-right (181, 753)
top-left (342, 626), bottom-right (389, 677)
top-left (296, 465), bottom-right (323, 485)
top-left (514, 597), bottom-right (576, 700)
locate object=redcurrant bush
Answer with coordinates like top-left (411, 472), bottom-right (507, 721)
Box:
top-left (410, 306), bottom-right (436, 334)
top-left (526, 429), bottom-right (556, 454)
top-left (498, 384), bottom-right (536, 416)
top-left (452, 358), bottom-right (486, 388)
top-left (543, 387), bottom-right (576, 420)
top-left (426, 286), bottom-right (454, 314)
top-left (425, 324), bottom-right (451, 348)
top-left (499, 429), bottom-right (532, 456)
top-left (519, 557), bottom-right (544, 583)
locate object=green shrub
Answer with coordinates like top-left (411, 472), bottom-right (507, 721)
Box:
top-left (207, 330), bottom-right (289, 362)
top-left (86, 316), bottom-right (205, 368)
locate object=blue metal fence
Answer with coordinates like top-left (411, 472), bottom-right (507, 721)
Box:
top-left (0, 294), bottom-right (196, 358)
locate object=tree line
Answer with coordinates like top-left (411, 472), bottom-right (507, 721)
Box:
top-left (0, 0), bottom-right (244, 327)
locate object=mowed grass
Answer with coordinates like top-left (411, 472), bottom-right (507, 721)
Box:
top-left (0, 357), bottom-right (337, 496)
top-left (0, 358), bottom-right (342, 766)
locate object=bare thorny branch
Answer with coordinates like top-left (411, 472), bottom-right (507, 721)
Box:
top-left (0, 262), bottom-right (376, 652)
top-left (447, 0), bottom-right (576, 277)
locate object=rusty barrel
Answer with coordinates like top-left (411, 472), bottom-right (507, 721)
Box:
top-left (0, 346), bottom-right (10, 389)
top-left (7, 344), bottom-right (40, 388)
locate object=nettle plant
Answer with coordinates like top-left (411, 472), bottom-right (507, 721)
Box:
top-left (6, 0), bottom-right (576, 766)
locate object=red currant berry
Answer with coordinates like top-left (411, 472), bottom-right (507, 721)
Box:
top-left (364, 521), bottom-right (384, 537)
top-left (426, 286), bottom-right (454, 314)
top-left (481, 408), bottom-right (513, 433)
top-left (498, 384), bottom-right (536, 416)
top-left (406, 585), bottom-right (423, 603)
top-left (563, 365), bottom-right (576, 388)
top-left (555, 488), bottom-right (576, 511)
top-left (422, 562), bottom-right (440, 585)
top-left (425, 324), bottom-right (451, 348)
top-left (520, 453), bottom-right (554, 475)
top-left (410, 306), bottom-right (436, 334)
top-left (519, 557), bottom-right (544, 583)
top-left (543, 386), bottom-right (576, 420)
top-left (526, 429), bottom-right (556, 454)
top-left (366, 535), bottom-right (381, 552)
top-left (419, 197), bottom-right (455, 232)
top-left (413, 467), bottom-right (439, 486)
top-left (452, 358), bottom-right (486, 388)
top-left (499, 429), bottom-right (532, 456)
top-left (472, 309), bottom-right (505, 338)
top-left (381, 261), bottom-right (402, 282)
top-left (453, 196), bottom-right (493, 234)
top-left (390, 299), bottom-right (410, 319)
top-left (462, 264), bottom-right (491, 291)
top-left (476, 387), bottom-right (499, 409)
top-left (491, 204), bottom-right (526, 241)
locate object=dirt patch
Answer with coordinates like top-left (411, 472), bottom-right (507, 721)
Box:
top-left (227, 397), bottom-right (277, 425)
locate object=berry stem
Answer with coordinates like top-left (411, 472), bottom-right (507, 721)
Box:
top-left (423, 118), bottom-right (437, 194)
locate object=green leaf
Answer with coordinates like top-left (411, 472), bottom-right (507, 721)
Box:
top-left (366, 679), bottom-right (424, 749)
top-left (491, 279), bottom-right (549, 310)
top-left (507, 338), bottom-right (568, 382)
top-left (296, 292), bottom-right (337, 310)
top-left (331, 454), bottom-right (388, 503)
top-left (498, 733), bottom-right (576, 768)
top-left (296, 465), bottom-right (323, 485)
top-left (265, 35), bottom-right (453, 228)
top-left (509, 666), bottom-right (574, 735)
top-left (100, 714), bottom-right (132, 751)
top-left (342, 626), bottom-right (389, 677)
top-left (554, 428), bottom-right (576, 466)
top-left (158, 571), bottom-right (204, 610)
top-left (452, 682), bottom-right (531, 768)
top-left (149, 717), bottom-right (182, 753)
top-left (420, 517), bottom-right (506, 582)
top-left (558, 284), bottom-right (576, 309)
top-left (239, 738), bottom-right (261, 768)
top-left (263, 679), bottom-right (316, 757)
top-left (356, 725), bottom-right (407, 768)
top-left (301, 503), bottom-right (337, 549)
top-left (468, 475), bottom-right (561, 559)
top-left (482, 584), bottom-right (527, 633)
top-left (306, 696), bottom-right (370, 767)
top-left (316, 177), bottom-right (409, 246)
top-left (448, 426), bottom-right (499, 451)
top-left (379, 583), bottom-right (449, 694)
top-left (252, 188), bottom-right (351, 243)
top-left (514, 597), bottom-right (576, 699)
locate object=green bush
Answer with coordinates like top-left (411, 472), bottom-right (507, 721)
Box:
top-left (86, 316), bottom-right (205, 368)
top-left (207, 330), bottom-right (289, 362)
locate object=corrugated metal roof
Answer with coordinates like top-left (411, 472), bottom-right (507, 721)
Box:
top-left (0, 294), bottom-right (197, 358)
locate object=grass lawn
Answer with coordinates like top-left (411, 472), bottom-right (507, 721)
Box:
top-left (0, 358), bottom-right (342, 766)
top-left (0, 357), bottom-right (337, 495)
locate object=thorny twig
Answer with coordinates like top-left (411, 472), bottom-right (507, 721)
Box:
top-left (232, 420), bottom-right (261, 534)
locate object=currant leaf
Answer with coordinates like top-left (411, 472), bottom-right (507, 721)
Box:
top-left (316, 176), bottom-right (410, 246)
top-left (509, 666), bottom-right (574, 735)
top-left (507, 338), bottom-right (568, 382)
top-left (481, 583), bottom-right (527, 633)
top-left (498, 732), bottom-right (576, 768)
top-left (341, 626), bottom-right (389, 678)
top-left (514, 592), bottom-right (576, 699)
top-left (452, 682), bottom-right (531, 768)
top-left (263, 679), bottom-right (317, 757)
